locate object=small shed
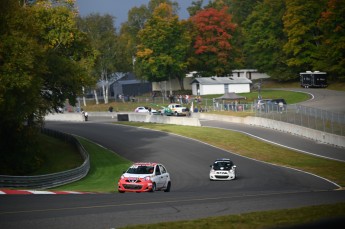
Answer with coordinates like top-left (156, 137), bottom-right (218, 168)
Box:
top-left (191, 76), bottom-right (252, 95)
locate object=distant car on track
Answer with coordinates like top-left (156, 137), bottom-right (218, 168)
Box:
top-left (209, 158), bottom-right (237, 181)
top-left (117, 162), bottom-right (171, 193)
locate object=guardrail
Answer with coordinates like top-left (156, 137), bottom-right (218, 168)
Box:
top-left (0, 129), bottom-right (90, 189)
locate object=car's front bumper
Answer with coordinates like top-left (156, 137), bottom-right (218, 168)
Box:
top-left (118, 180), bottom-right (153, 193)
top-left (209, 171), bottom-right (235, 180)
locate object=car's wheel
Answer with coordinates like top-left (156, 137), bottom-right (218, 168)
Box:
top-left (164, 182), bottom-right (171, 192)
top-left (118, 190), bottom-right (125, 193)
top-left (150, 183), bottom-right (156, 192)
top-left (174, 112), bottom-right (178, 116)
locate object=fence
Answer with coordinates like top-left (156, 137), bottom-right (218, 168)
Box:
top-left (81, 96), bottom-right (345, 136)
top-left (253, 104), bottom-right (345, 136)
top-left (0, 129), bottom-right (90, 189)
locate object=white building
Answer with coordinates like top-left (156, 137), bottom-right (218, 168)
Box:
top-left (151, 70), bottom-right (265, 94)
top-left (191, 76), bottom-right (252, 95)
top-left (232, 69), bottom-right (270, 80)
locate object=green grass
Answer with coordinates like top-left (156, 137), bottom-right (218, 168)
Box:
top-left (52, 137), bottom-right (131, 192)
top-left (30, 134), bottom-right (84, 175)
top-left (119, 203), bottom-right (345, 229)
top-left (201, 89), bottom-right (310, 104)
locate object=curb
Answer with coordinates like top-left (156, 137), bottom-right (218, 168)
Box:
top-left (0, 189), bottom-right (94, 195)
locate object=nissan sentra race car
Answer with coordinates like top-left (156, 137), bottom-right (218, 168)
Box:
top-left (117, 162), bottom-right (171, 193)
top-left (209, 158), bottom-right (237, 180)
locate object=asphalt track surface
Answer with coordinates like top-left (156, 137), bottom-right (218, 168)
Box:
top-left (1, 89), bottom-right (345, 229)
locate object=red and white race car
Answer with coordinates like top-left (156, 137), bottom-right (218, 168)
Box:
top-left (117, 162), bottom-right (171, 193)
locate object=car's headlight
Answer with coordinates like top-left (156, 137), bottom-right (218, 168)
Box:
top-left (120, 175), bottom-right (125, 179)
top-left (144, 176), bottom-right (151, 181)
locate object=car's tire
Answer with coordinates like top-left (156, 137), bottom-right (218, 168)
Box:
top-left (164, 182), bottom-right (171, 192)
top-left (118, 190), bottom-right (125, 193)
top-left (150, 183), bottom-right (156, 192)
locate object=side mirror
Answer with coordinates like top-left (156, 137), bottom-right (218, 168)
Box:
top-left (232, 165), bottom-right (237, 168)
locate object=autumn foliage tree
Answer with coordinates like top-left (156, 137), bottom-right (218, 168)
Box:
top-left (135, 3), bottom-right (191, 91)
top-left (190, 7), bottom-right (237, 76)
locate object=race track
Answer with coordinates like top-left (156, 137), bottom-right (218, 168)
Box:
top-left (1, 121), bottom-right (344, 229)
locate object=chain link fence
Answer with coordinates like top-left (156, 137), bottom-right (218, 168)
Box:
top-left (253, 104), bottom-right (345, 136)
top-left (76, 96), bottom-right (345, 136)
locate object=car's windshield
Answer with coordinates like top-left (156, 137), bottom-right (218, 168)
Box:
top-left (126, 165), bottom-right (154, 174)
top-left (213, 161), bottom-right (232, 170)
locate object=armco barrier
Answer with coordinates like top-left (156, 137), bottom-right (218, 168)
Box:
top-left (0, 129), bottom-right (90, 189)
top-left (193, 113), bottom-right (345, 148)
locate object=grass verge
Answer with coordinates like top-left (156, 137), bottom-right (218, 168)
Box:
top-left (30, 134), bottom-right (84, 175)
top-left (119, 203), bottom-right (345, 229)
top-left (52, 137), bottom-right (131, 192)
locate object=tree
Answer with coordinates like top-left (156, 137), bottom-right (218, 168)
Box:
top-left (217, 0), bottom-right (262, 69)
top-left (119, 5), bottom-right (151, 73)
top-left (315, 0), bottom-right (345, 80)
top-left (78, 14), bottom-right (118, 104)
top-left (243, 0), bottom-right (295, 81)
top-left (190, 7), bottom-right (237, 76)
top-left (283, 0), bottom-right (328, 72)
top-left (0, 0), bottom-right (95, 174)
top-left (187, 0), bottom-right (204, 16)
top-left (135, 3), bottom-right (191, 92)
top-left (119, 0), bottom-right (183, 83)
top-left (147, 0), bottom-right (180, 15)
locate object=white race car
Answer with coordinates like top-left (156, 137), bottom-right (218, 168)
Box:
top-left (209, 158), bottom-right (237, 180)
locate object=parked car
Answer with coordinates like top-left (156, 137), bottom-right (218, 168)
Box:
top-left (159, 106), bottom-right (173, 116)
top-left (256, 99), bottom-right (272, 110)
top-left (167, 103), bottom-right (189, 116)
top-left (269, 98), bottom-right (287, 105)
top-left (266, 99), bottom-right (287, 112)
top-left (134, 106), bottom-right (158, 114)
top-left (117, 162), bottom-right (171, 193)
top-left (209, 158), bottom-right (236, 181)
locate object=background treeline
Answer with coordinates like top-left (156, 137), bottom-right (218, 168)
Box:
top-left (0, 0), bottom-right (344, 174)
top-left (97, 0), bottom-right (345, 85)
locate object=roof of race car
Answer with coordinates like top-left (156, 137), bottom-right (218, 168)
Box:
top-left (132, 162), bottom-right (158, 167)
top-left (215, 158), bottom-right (231, 162)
